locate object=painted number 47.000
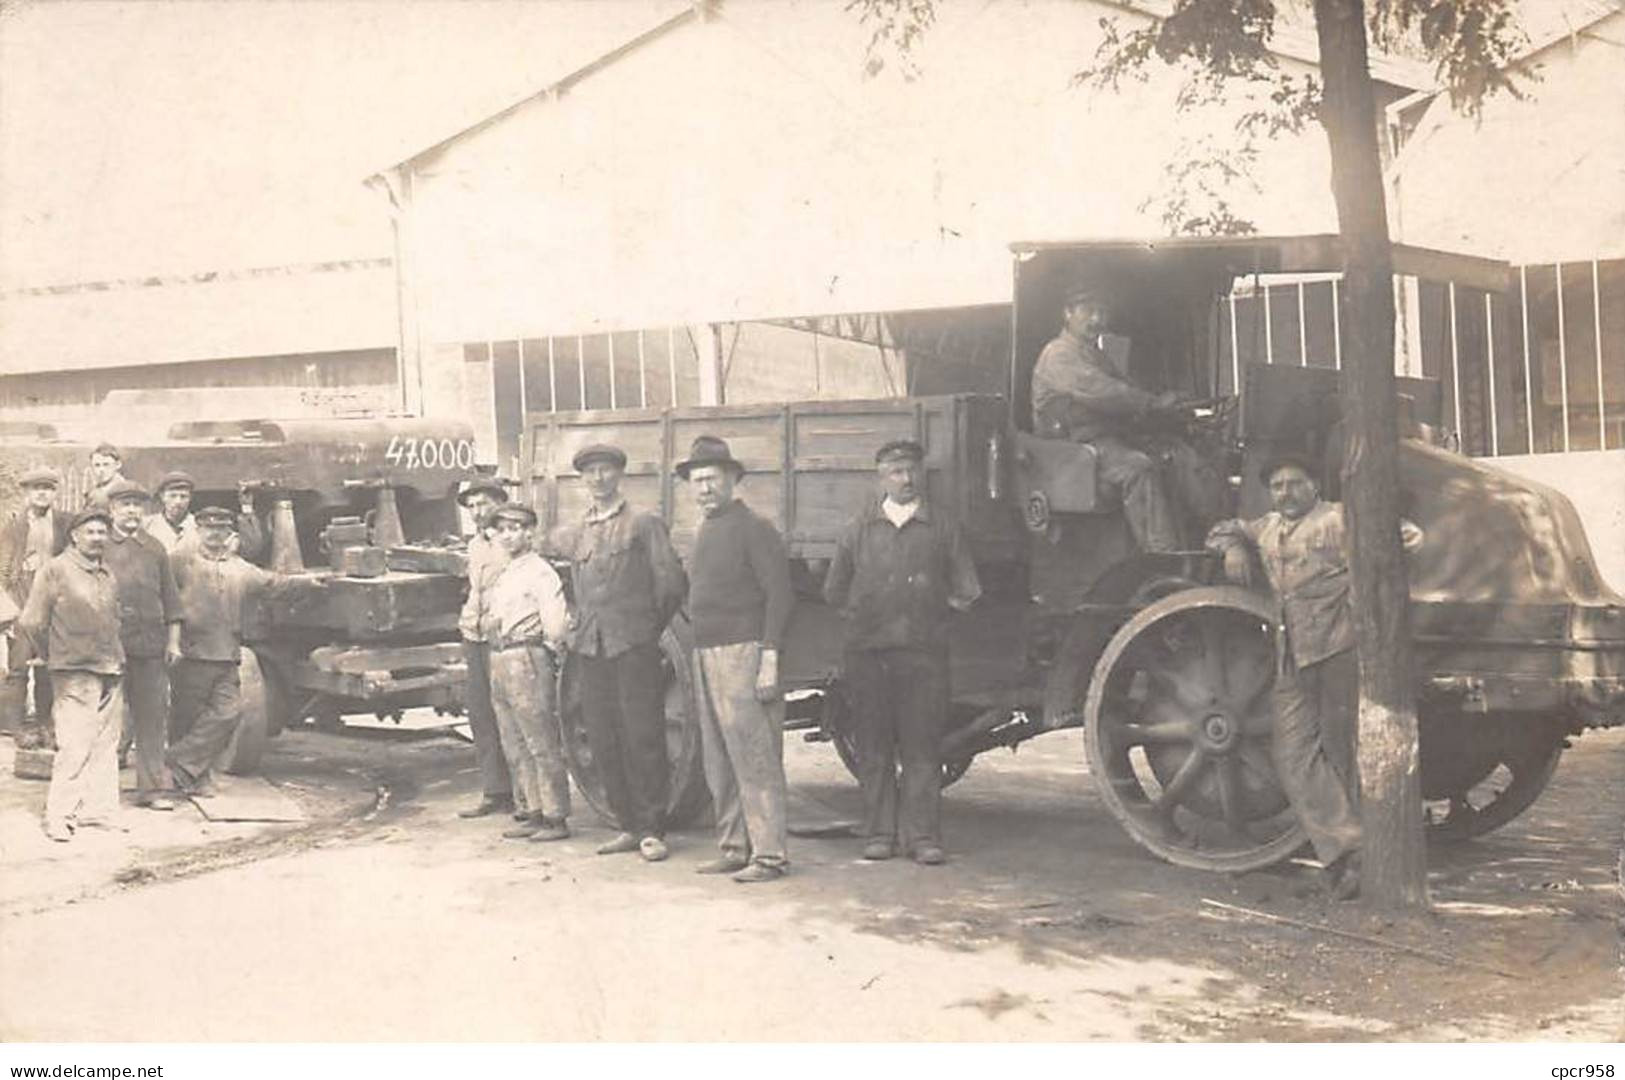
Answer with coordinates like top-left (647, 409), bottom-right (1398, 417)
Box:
top-left (384, 435), bottom-right (476, 470)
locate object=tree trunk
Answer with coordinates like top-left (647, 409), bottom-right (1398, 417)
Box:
top-left (1312, 0), bottom-right (1428, 908)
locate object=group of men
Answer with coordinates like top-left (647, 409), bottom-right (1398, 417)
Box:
top-left (0, 444), bottom-right (277, 841)
top-left (455, 433), bottom-right (979, 882)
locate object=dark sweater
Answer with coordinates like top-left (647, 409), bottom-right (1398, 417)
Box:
top-left (687, 499), bottom-right (794, 649)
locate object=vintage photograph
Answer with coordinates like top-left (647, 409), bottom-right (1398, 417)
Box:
top-left (0, 0), bottom-right (1620, 1054)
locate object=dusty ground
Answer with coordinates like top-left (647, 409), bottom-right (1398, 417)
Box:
top-left (0, 718), bottom-right (1619, 1042)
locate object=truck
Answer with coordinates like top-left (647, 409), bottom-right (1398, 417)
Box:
top-left (0, 389), bottom-right (480, 775)
top-left (524, 234), bottom-right (1625, 871)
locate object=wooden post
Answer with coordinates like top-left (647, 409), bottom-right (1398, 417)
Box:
top-left (1313, 0), bottom-right (1427, 909)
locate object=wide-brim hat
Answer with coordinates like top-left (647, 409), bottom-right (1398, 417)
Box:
top-left (155, 470), bottom-right (195, 494)
top-left (1258, 450), bottom-right (1321, 487)
top-left (489, 503), bottom-right (539, 529)
top-left (69, 506), bottom-right (112, 532)
top-left (675, 435), bottom-right (744, 480)
top-left (194, 506), bottom-right (237, 528)
top-left (17, 465), bottom-right (61, 489)
top-left (104, 478), bottom-right (151, 504)
top-left (571, 443), bottom-right (628, 473)
top-left (875, 438), bottom-right (925, 465)
top-left (457, 476), bottom-right (510, 507)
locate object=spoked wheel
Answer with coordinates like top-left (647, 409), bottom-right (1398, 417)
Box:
top-left (1420, 712), bottom-right (1566, 842)
top-left (824, 682), bottom-right (975, 789)
top-left (1083, 586), bottom-right (1306, 872)
top-left (558, 615), bottom-right (711, 830)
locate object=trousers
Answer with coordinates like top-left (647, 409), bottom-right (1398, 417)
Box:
top-left (489, 644), bottom-right (570, 821)
top-left (1092, 436), bottom-right (1183, 553)
top-left (120, 656), bottom-right (169, 799)
top-left (578, 641), bottom-right (668, 837)
top-left (462, 640), bottom-right (514, 801)
top-left (1272, 647), bottom-right (1361, 865)
top-left (843, 646), bottom-right (948, 851)
top-left (1, 633), bottom-right (54, 747)
top-left (166, 658), bottom-right (241, 789)
top-left (693, 641), bottom-right (788, 868)
top-left (45, 671), bottom-right (123, 830)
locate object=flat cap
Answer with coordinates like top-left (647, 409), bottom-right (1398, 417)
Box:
top-left (875, 438), bottom-right (925, 465)
top-left (194, 506), bottom-right (237, 528)
top-left (155, 470), bottom-right (195, 494)
top-left (489, 503), bottom-right (539, 528)
top-left (457, 476), bottom-right (510, 507)
top-left (571, 443), bottom-right (627, 473)
top-left (69, 506), bottom-right (112, 532)
top-left (17, 465), bottom-right (61, 489)
top-left (1062, 283), bottom-right (1110, 308)
top-left (104, 478), bottom-right (150, 503)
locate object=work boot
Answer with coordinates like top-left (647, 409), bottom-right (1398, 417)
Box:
top-left (596, 831), bottom-right (640, 855)
top-left (1326, 852), bottom-right (1362, 901)
top-left (861, 839), bottom-right (895, 861)
top-left (502, 813), bottom-right (543, 839)
top-left (695, 855), bottom-right (750, 875)
top-left (457, 794), bottom-right (514, 819)
top-left (43, 819), bottom-right (72, 843)
top-left (137, 796), bottom-right (176, 812)
top-left (529, 818), bottom-right (571, 842)
top-left (639, 836), bottom-right (669, 862)
top-left (731, 861), bottom-right (785, 884)
top-left (911, 845), bottom-right (947, 866)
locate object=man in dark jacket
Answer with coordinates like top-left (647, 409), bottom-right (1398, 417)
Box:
top-left (678, 436), bottom-right (795, 883)
top-left (823, 439), bottom-right (980, 865)
top-left (563, 443), bottom-right (687, 861)
top-left (1, 466), bottom-right (70, 748)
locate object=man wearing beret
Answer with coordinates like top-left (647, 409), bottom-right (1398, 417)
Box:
top-left (18, 506), bottom-right (125, 841)
top-left (482, 503), bottom-right (573, 841)
top-left (165, 506), bottom-right (285, 796)
top-left (1, 466), bottom-right (69, 749)
top-left (103, 479), bottom-right (183, 810)
top-left (1030, 286), bottom-right (1201, 553)
top-left (823, 439), bottom-right (980, 865)
top-left (1206, 453), bottom-right (1424, 900)
top-left (678, 436), bottom-right (794, 883)
top-left (454, 476), bottom-right (516, 820)
top-left (564, 443), bottom-right (687, 861)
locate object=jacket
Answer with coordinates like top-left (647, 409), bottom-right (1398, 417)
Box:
top-left (0, 508), bottom-right (70, 607)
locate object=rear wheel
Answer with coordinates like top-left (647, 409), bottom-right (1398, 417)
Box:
top-left (1420, 712), bottom-right (1565, 842)
top-left (1083, 586), bottom-right (1306, 872)
top-left (558, 616), bottom-right (710, 830)
top-left (827, 687), bottom-right (976, 789)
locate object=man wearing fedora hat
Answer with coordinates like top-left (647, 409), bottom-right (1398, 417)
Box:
top-left (1207, 453), bottom-right (1424, 900)
top-left (103, 479), bottom-right (183, 810)
top-left (18, 505), bottom-right (126, 841)
top-left (165, 506), bottom-right (287, 796)
top-left (482, 502), bottom-right (573, 841)
top-left (563, 442), bottom-right (687, 861)
top-left (677, 435), bottom-right (795, 883)
top-left (1030, 284), bottom-right (1205, 553)
top-left (824, 438), bottom-right (981, 865)
top-left (454, 476), bottom-right (516, 820)
top-left (1, 465), bottom-right (69, 748)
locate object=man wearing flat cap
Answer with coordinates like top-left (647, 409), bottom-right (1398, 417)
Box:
top-left (482, 503), bottom-right (573, 841)
top-left (678, 435), bottom-right (795, 883)
top-left (143, 471), bottom-right (266, 562)
top-left (103, 479), bottom-right (182, 810)
top-left (1, 466), bottom-right (69, 748)
top-left (1206, 453), bottom-right (1423, 900)
top-left (1030, 285), bottom-right (1198, 553)
top-left (454, 476), bottom-right (516, 820)
top-left (563, 442), bottom-right (687, 861)
top-left (165, 505), bottom-right (286, 796)
top-left (823, 438), bottom-right (981, 865)
top-left (18, 505), bottom-right (125, 841)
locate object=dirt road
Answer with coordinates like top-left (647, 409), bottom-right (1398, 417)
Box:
top-left (1, 721), bottom-right (1620, 1041)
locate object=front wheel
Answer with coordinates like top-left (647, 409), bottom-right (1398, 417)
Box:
top-left (558, 616), bottom-right (711, 830)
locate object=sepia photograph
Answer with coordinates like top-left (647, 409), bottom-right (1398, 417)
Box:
top-left (0, 0), bottom-right (1620, 1064)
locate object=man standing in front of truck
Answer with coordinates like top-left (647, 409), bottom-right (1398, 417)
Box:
top-left (0, 466), bottom-right (69, 750)
top-left (823, 439), bottom-right (980, 866)
top-left (565, 443), bottom-right (687, 862)
top-left (454, 476), bottom-right (516, 821)
top-left (677, 435), bottom-right (795, 884)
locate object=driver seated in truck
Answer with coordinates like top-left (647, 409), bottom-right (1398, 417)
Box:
top-left (1029, 285), bottom-right (1215, 552)
top-left (164, 505), bottom-right (287, 797)
top-left (1205, 453), bottom-right (1424, 900)
top-left (144, 471), bottom-right (267, 563)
